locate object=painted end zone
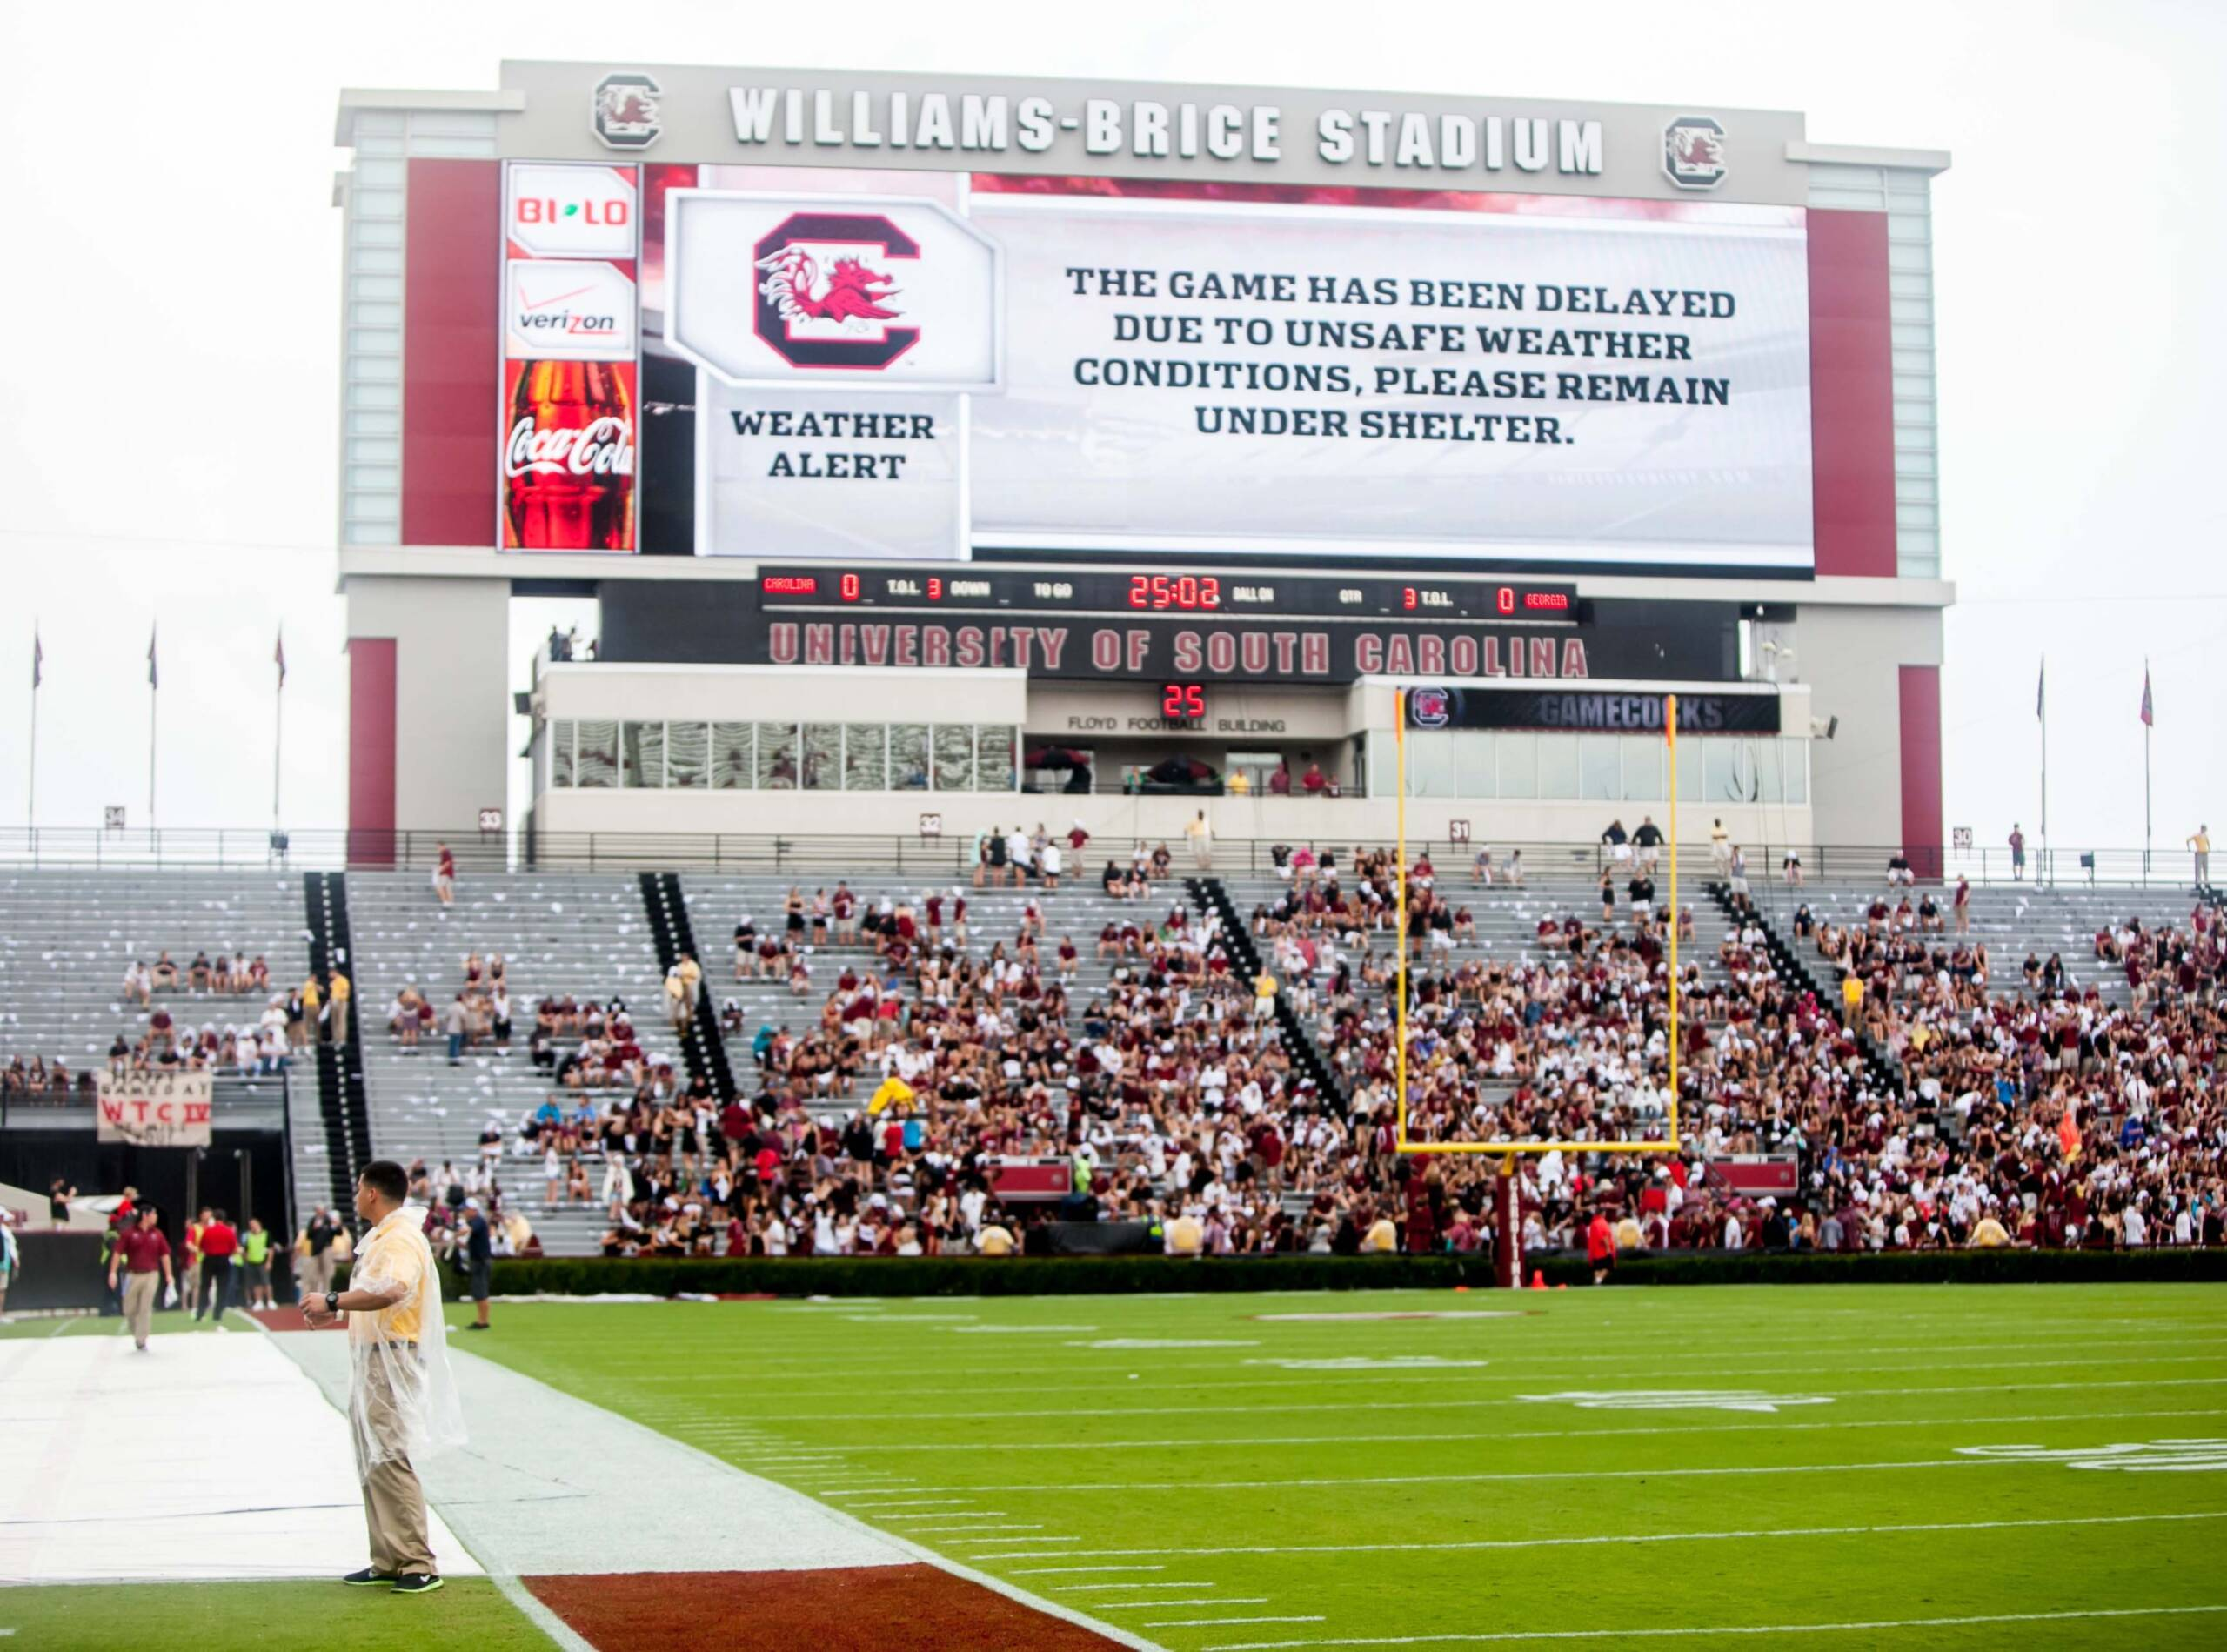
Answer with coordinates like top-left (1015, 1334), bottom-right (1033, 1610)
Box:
top-left (528, 1565), bottom-right (1126, 1651)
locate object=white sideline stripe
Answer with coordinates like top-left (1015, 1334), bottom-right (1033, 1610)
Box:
top-left (971, 1508), bottom-right (2227, 1562)
top-left (490, 1572), bottom-right (597, 1652)
top-left (1197, 1603), bottom-right (2227, 1649)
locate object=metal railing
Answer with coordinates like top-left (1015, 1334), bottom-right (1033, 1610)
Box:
top-left (0, 825), bottom-right (2209, 891)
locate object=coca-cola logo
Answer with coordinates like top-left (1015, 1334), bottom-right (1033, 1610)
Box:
top-left (505, 417), bottom-right (634, 478)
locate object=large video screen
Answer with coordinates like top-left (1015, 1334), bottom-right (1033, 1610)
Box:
top-left (499, 162), bottom-right (1814, 574)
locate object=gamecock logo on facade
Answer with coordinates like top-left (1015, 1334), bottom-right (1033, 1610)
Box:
top-left (592, 72), bottom-right (663, 150)
top-left (752, 212), bottom-right (922, 371)
top-left (1662, 116), bottom-right (1727, 190)
top-left (1410, 687), bottom-right (1452, 727)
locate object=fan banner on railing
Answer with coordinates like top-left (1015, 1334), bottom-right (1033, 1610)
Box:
top-left (95, 1071), bottom-right (213, 1147)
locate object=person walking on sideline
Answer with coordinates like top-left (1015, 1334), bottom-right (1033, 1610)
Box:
top-left (110, 1205), bottom-right (174, 1351)
top-left (179, 1207), bottom-right (207, 1317)
top-left (2190, 825), bottom-right (2212, 889)
top-left (298, 1205), bottom-right (338, 1301)
top-left (193, 1208), bottom-right (238, 1321)
top-left (1185, 809), bottom-right (1214, 871)
top-left (298, 1160), bottom-right (465, 1595)
top-left (462, 1198), bottom-right (493, 1333)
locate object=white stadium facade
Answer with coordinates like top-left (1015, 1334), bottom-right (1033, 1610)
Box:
top-left (331, 61), bottom-right (1949, 869)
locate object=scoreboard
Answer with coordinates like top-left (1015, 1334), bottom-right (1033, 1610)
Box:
top-left (756, 566), bottom-right (1582, 624)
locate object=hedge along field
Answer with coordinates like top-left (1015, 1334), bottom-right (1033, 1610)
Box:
top-left (459, 1247), bottom-right (2227, 1299)
top-left (447, 1282), bottom-right (2227, 1651)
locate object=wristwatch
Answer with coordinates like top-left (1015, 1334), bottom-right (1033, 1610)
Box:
top-left (325, 1291), bottom-right (341, 1314)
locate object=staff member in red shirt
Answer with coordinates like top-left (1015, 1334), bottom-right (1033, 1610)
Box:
top-left (110, 1205), bottom-right (175, 1351)
top-left (194, 1207), bottom-right (238, 1321)
top-left (1586, 1207), bottom-right (1617, 1287)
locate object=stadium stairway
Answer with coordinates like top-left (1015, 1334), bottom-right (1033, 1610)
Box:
top-left (639, 871), bottom-right (737, 1102)
top-left (0, 866), bottom-right (303, 1116)
top-left (346, 871), bottom-right (679, 1256)
top-left (298, 873), bottom-right (371, 1215)
top-left (1190, 876), bottom-right (1348, 1114)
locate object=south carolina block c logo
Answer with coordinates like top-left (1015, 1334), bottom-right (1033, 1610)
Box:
top-left (752, 213), bottom-right (922, 371)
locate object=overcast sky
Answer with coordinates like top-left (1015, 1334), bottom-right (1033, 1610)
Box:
top-left (0, 0), bottom-right (2218, 852)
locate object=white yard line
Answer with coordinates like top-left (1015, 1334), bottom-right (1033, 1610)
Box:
top-left (1058, 1582), bottom-right (1217, 1591)
top-left (1150, 1616), bottom-right (1325, 1629)
top-left (1197, 1603), bottom-right (2227, 1649)
top-left (1102, 1598), bottom-right (1268, 1609)
top-left (624, 1364), bottom-right (2227, 1405)
top-left (966, 1508), bottom-right (2227, 1562)
top-left (619, 1332), bottom-right (2227, 1384)
top-left (946, 1453), bottom-right (2065, 1498)
top-left (738, 1404), bottom-right (2227, 1455)
top-left (1018, 1563), bottom-right (1173, 1575)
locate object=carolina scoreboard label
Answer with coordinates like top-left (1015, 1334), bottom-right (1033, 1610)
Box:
top-left (596, 569), bottom-right (1742, 684)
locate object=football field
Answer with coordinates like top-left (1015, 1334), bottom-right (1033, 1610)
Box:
top-left (4, 1281), bottom-right (2224, 1649)
top-left (467, 1282), bottom-right (2227, 1649)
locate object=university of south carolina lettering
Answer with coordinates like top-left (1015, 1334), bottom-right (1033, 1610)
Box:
top-left (764, 622), bottom-right (1591, 681)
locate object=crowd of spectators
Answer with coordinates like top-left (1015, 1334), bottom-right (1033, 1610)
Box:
top-left (211, 840), bottom-right (2208, 1267)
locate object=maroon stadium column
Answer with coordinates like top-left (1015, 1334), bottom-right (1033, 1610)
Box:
top-left (1898, 664), bottom-right (1943, 880)
top-left (348, 639), bottom-right (397, 866)
top-left (1806, 210), bottom-right (1897, 579)
top-left (402, 158), bottom-right (501, 547)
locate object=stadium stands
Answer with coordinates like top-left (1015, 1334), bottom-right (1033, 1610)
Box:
top-left (0, 854), bottom-right (2212, 1262)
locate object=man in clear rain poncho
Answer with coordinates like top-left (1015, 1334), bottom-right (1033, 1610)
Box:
top-left (298, 1159), bottom-right (467, 1595)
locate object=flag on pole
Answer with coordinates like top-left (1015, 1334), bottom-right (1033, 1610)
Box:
top-left (31, 628), bottom-right (41, 690)
top-left (147, 626), bottom-right (157, 690)
top-left (2140, 664), bottom-right (2153, 728)
top-left (2036, 659), bottom-right (2045, 720)
top-left (275, 628), bottom-right (287, 690)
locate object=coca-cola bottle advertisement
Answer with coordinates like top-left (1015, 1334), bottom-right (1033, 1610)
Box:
top-left (502, 358), bottom-right (637, 551)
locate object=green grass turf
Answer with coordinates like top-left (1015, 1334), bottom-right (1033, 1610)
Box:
top-left (0, 1579), bottom-right (547, 1649)
top-left (449, 1283), bottom-right (2227, 1650)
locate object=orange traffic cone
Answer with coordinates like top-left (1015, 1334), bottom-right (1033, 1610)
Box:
top-left (1555, 1282), bottom-right (1568, 1291)
top-left (1529, 1269), bottom-right (1548, 1289)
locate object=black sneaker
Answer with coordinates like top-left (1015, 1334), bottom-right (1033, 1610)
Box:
top-left (343, 1568), bottom-right (397, 1587)
top-left (391, 1574), bottom-right (444, 1595)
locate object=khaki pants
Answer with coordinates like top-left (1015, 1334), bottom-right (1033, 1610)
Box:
top-left (299, 1251), bottom-right (334, 1301)
top-left (179, 1258), bottom-right (201, 1311)
top-left (354, 1357), bottom-right (435, 1576)
top-left (123, 1270), bottom-right (161, 1343)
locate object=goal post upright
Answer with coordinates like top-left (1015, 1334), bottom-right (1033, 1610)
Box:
top-left (1395, 687), bottom-right (1409, 1152)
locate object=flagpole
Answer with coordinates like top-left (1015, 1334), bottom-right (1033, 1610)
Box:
top-left (272, 629), bottom-right (284, 833)
top-left (26, 625), bottom-right (38, 834)
top-left (2038, 655), bottom-right (2048, 884)
top-left (147, 625), bottom-right (157, 831)
top-left (2143, 658), bottom-right (2152, 879)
